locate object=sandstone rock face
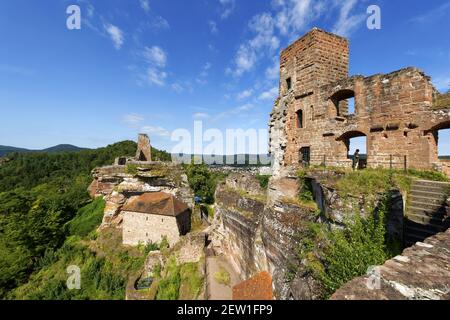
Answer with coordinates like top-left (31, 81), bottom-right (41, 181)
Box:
top-left (89, 162), bottom-right (194, 229)
top-left (269, 27), bottom-right (450, 175)
top-left (212, 173), bottom-right (321, 300)
top-left (213, 171), bottom-right (406, 300)
top-left (331, 229), bottom-right (450, 300)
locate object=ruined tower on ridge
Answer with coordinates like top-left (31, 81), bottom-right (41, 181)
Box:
top-left (269, 28), bottom-right (450, 176)
top-left (136, 133), bottom-right (152, 162)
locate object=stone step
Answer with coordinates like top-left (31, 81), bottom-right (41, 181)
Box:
top-left (411, 184), bottom-right (448, 193)
top-left (409, 204), bottom-right (447, 217)
top-left (409, 195), bottom-right (446, 206)
top-left (412, 179), bottom-right (450, 188)
top-left (410, 190), bottom-right (447, 200)
top-left (405, 213), bottom-right (444, 227)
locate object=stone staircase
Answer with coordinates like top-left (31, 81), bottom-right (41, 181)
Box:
top-left (404, 179), bottom-right (450, 247)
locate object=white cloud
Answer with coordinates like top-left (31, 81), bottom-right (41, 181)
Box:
top-left (411, 2), bottom-right (450, 24)
top-left (196, 62), bottom-right (212, 85)
top-left (332, 0), bottom-right (365, 37)
top-left (140, 0), bottom-right (150, 12)
top-left (237, 89), bottom-right (253, 100)
top-left (265, 58), bottom-right (279, 80)
top-left (143, 46), bottom-right (167, 67)
top-left (208, 20), bottom-right (218, 34)
top-left (219, 0), bottom-right (236, 19)
top-left (141, 125), bottom-right (171, 137)
top-left (171, 83), bottom-right (184, 93)
top-left (433, 76), bottom-right (450, 93)
top-left (123, 113), bottom-right (145, 126)
top-left (104, 23), bottom-right (124, 49)
top-left (215, 103), bottom-right (256, 120)
top-left (228, 12), bottom-right (280, 76)
top-left (228, 0), bottom-right (366, 77)
top-left (193, 112), bottom-right (210, 119)
top-left (152, 16), bottom-right (170, 30)
top-left (259, 87), bottom-right (279, 100)
top-left (146, 67), bottom-right (167, 86)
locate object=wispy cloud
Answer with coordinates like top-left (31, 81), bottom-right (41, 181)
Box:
top-left (123, 113), bottom-right (145, 126)
top-left (258, 87), bottom-right (278, 100)
top-left (140, 0), bottom-right (150, 12)
top-left (227, 12), bottom-right (280, 77)
top-left (214, 103), bottom-right (256, 121)
top-left (208, 20), bottom-right (219, 34)
top-left (237, 89), bottom-right (253, 100)
top-left (104, 23), bottom-right (124, 49)
top-left (143, 46), bottom-right (167, 67)
top-left (145, 67), bottom-right (167, 86)
top-left (332, 0), bottom-right (365, 37)
top-left (219, 0), bottom-right (236, 19)
top-left (228, 0), bottom-right (365, 77)
top-left (193, 112), bottom-right (210, 120)
top-left (141, 125), bottom-right (171, 137)
top-left (433, 76), bottom-right (450, 93)
top-left (196, 62), bottom-right (212, 85)
top-left (265, 57), bottom-right (279, 80)
top-left (410, 2), bottom-right (450, 24)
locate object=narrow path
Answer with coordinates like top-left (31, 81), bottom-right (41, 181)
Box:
top-left (205, 255), bottom-right (240, 300)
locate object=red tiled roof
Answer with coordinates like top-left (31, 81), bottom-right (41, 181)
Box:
top-left (122, 192), bottom-right (189, 217)
top-left (232, 271), bottom-right (273, 300)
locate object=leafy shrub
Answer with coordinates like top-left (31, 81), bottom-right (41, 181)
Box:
top-left (66, 198), bottom-right (105, 237)
top-left (184, 163), bottom-right (226, 204)
top-left (256, 175), bottom-right (271, 189)
top-left (297, 193), bottom-right (395, 298)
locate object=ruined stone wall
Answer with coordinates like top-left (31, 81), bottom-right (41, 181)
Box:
top-left (136, 133), bottom-right (152, 161)
top-left (270, 28), bottom-right (450, 175)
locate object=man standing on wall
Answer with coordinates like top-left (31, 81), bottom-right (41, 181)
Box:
top-left (353, 149), bottom-right (360, 170)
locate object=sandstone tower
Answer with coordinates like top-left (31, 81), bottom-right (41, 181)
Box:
top-left (269, 28), bottom-right (450, 176)
top-left (136, 133), bottom-right (152, 162)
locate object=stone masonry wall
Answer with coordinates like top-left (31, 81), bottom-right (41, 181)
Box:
top-left (270, 28), bottom-right (450, 175)
top-left (122, 211), bottom-right (181, 246)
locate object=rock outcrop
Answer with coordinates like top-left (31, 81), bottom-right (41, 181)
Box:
top-left (88, 162), bottom-right (194, 229)
top-left (331, 229), bottom-right (450, 300)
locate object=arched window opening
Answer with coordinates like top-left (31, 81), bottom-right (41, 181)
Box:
top-left (337, 131), bottom-right (367, 169)
top-left (310, 105), bottom-right (314, 120)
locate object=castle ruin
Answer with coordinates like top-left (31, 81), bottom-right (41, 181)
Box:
top-left (269, 28), bottom-right (450, 176)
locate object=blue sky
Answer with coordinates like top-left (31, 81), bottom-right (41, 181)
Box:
top-left (0, 0), bottom-right (449, 154)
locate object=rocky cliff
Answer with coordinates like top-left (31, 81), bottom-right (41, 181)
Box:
top-left (88, 162), bottom-right (194, 229)
top-left (210, 172), bottom-right (322, 300)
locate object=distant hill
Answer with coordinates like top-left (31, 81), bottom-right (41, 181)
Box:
top-left (0, 144), bottom-right (88, 157)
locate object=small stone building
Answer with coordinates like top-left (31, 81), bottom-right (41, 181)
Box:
top-left (122, 192), bottom-right (191, 246)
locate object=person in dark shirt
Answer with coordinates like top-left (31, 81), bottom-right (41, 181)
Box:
top-left (353, 149), bottom-right (360, 170)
